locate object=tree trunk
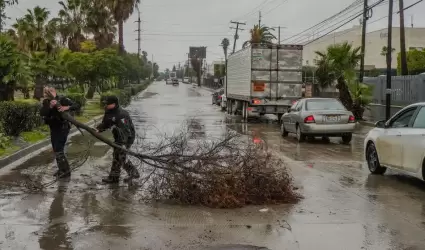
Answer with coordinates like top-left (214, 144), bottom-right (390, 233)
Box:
top-left (0, 83), bottom-right (15, 101)
top-left (22, 88), bottom-right (30, 99)
top-left (86, 84), bottom-right (96, 99)
top-left (33, 76), bottom-right (45, 100)
top-left (118, 20), bottom-right (125, 54)
top-left (335, 77), bottom-right (353, 111)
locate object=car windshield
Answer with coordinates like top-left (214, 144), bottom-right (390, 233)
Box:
top-left (305, 99), bottom-right (345, 111)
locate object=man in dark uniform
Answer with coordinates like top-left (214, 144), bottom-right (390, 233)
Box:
top-left (40, 87), bottom-right (80, 178)
top-left (96, 95), bottom-right (140, 183)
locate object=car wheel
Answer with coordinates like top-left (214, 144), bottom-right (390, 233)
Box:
top-left (321, 136), bottom-right (330, 143)
top-left (341, 133), bottom-right (352, 144)
top-left (281, 122), bottom-right (288, 137)
top-left (366, 142), bottom-right (386, 175)
top-left (296, 125), bottom-right (305, 142)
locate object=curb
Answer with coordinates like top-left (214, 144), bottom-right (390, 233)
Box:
top-left (358, 120), bottom-right (375, 127)
top-left (0, 115), bottom-right (104, 168)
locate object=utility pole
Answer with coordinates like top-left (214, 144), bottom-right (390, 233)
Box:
top-left (272, 26), bottom-right (286, 44)
top-left (359, 0), bottom-right (369, 83)
top-left (258, 11), bottom-right (261, 26)
top-left (399, 0), bottom-right (408, 75)
top-left (230, 21), bottom-right (245, 53)
top-left (135, 5), bottom-right (141, 84)
top-left (386, 0), bottom-right (394, 120)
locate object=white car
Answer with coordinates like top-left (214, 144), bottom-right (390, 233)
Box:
top-left (364, 102), bottom-right (425, 181)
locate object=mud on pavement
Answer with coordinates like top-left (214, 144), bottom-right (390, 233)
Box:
top-left (1, 82), bottom-right (425, 250)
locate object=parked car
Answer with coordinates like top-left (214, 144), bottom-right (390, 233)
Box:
top-left (364, 102), bottom-right (425, 181)
top-left (280, 98), bottom-right (355, 143)
top-left (220, 93), bottom-right (227, 111)
top-left (212, 88), bottom-right (224, 105)
top-left (172, 79), bottom-right (179, 85)
top-left (166, 79), bottom-right (172, 84)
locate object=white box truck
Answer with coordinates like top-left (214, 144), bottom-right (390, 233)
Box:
top-left (225, 44), bottom-right (303, 120)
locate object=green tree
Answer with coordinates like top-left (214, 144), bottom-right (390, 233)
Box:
top-left (57, 0), bottom-right (87, 51)
top-left (0, 0), bottom-right (18, 31)
top-left (0, 34), bottom-right (32, 101)
top-left (314, 42), bottom-right (362, 117)
top-left (12, 6), bottom-right (59, 53)
top-left (397, 49), bottom-right (425, 75)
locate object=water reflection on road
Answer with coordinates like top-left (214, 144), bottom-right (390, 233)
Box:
top-left (0, 82), bottom-right (424, 249)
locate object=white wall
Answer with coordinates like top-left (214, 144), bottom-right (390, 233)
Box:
top-left (302, 26), bottom-right (425, 69)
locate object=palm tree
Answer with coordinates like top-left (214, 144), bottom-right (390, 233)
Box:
top-left (242, 25), bottom-right (276, 48)
top-left (380, 46), bottom-right (395, 57)
top-left (105, 0), bottom-right (140, 54)
top-left (57, 0), bottom-right (87, 51)
top-left (85, 1), bottom-right (116, 49)
top-left (12, 6), bottom-right (59, 53)
top-left (314, 42), bottom-right (362, 111)
top-left (221, 38), bottom-right (229, 61)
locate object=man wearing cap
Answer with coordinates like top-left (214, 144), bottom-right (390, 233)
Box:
top-left (96, 95), bottom-right (140, 183)
top-left (40, 87), bottom-right (80, 178)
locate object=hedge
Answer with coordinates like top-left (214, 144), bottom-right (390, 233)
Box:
top-left (0, 100), bottom-right (42, 136)
top-left (100, 80), bottom-right (152, 107)
top-left (100, 88), bottom-right (131, 107)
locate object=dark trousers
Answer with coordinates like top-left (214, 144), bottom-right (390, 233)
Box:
top-left (50, 128), bottom-right (70, 172)
top-left (50, 128), bottom-right (70, 153)
top-left (110, 146), bottom-right (137, 177)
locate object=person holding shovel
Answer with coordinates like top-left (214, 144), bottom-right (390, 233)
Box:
top-left (40, 87), bottom-right (79, 179)
top-left (96, 95), bottom-right (140, 184)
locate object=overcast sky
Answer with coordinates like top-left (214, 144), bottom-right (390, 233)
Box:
top-left (5, 0), bottom-right (425, 70)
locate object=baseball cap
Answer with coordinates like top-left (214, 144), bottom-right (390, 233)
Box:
top-left (103, 95), bottom-right (119, 105)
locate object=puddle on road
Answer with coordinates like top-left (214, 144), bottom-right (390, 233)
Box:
top-left (2, 83), bottom-right (425, 249)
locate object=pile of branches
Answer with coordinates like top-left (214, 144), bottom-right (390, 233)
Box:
top-left (130, 125), bottom-right (301, 208)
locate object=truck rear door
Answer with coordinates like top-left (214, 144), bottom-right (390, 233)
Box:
top-left (250, 44), bottom-right (303, 104)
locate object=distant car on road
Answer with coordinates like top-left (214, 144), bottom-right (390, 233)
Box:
top-left (364, 102), bottom-right (425, 181)
top-left (280, 98), bottom-right (355, 143)
top-left (166, 79), bottom-right (172, 84)
top-left (212, 88), bottom-right (224, 106)
top-left (172, 79), bottom-right (179, 85)
top-left (183, 77), bottom-right (190, 83)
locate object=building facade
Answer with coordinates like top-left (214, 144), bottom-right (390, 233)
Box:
top-left (302, 25), bottom-right (425, 69)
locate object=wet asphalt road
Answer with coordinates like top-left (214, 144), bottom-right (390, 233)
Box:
top-left (1, 81), bottom-right (425, 249)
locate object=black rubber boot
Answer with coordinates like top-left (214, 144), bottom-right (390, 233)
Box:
top-left (102, 176), bottom-right (120, 184)
top-left (54, 152), bottom-right (71, 179)
top-left (123, 162), bottom-right (140, 183)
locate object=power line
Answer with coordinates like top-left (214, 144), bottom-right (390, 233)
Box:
top-left (303, 0), bottom-right (385, 46)
top-left (232, 0), bottom-right (271, 21)
top-left (293, 0), bottom-right (387, 44)
top-left (299, 0), bottom-right (419, 46)
top-left (289, 1), bottom-right (370, 44)
top-left (280, 0), bottom-right (363, 43)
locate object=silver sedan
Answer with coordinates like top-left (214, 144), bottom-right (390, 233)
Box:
top-left (280, 98), bottom-right (356, 143)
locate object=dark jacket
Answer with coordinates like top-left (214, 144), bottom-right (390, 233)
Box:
top-left (40, 95), bottom-right (79, 130)
top-left (96, 106), bottom-right (136, 146)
